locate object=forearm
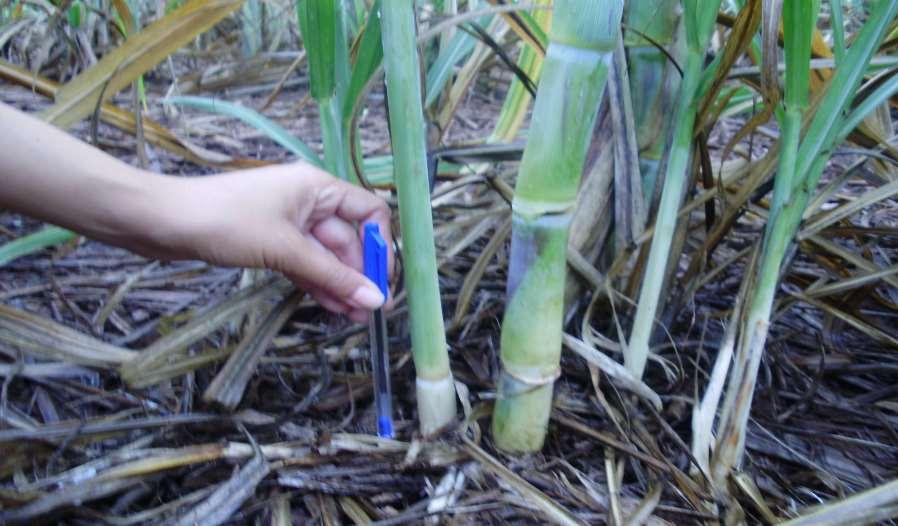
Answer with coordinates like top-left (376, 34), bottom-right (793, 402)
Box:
top-left (0, 102), bottom-right (391, 316)
top-left (0, 102), bottom-right (176, 253)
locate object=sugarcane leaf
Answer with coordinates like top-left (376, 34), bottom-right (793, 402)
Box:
top-left (40, 0), bottom-right (243, 130)
top-left (795, 0), bottom-right (898, 187)
top-left (239, 0), bottom-right (263, 57)
top-left (67, 1), bottom-right (83, 28)
top-left (164, 95), bottom-right (323, 167)
top-left (783, 0), bottom-right (816, 108)
top-left (461, 437), bottom-right (586, 526)
top-left (0, 303), bottom-right (138, 367)
top-left (0, 478), bottom-right (140, 524)
top-left (696, 0), bottom-right (764, 127)
top-left (452, 216), bottom-right (511, 326)
top-left (343, 0), bottom-right (383, 121)
top-left (110, 0), bottom-right (135, 34)
top-left (434, 17), bottom-right (511, 134)
top-left (121, 278), bottom-right (291, 384)
top-left (780, 478), bottom-right (898, 525)
top-left (0, 60), bottom-right (261, 168)
top-left (799, 178), bottom-right (898, 240)
top-left (683, 0), bottom-right (722, 51)
top-left (562, 334), bottom-right (662, 411)
top-left (835, 69), bottom-right (898, 142)
top-left (485, 0), bottom-right (547, 55)
top-left (296, 0), bottom-right (337, 101)
top-left (424, 17), bottom-right (488, 107)
top-left (0, 226), bottom-right (75, 267)
top-left (203, 294), bottom-right (301, 408)
top-left (829, 0), bottom-right (845, 62)
top-left (172, 445), bottom-right (269, 526)
top-left (806, 265), bottom-right (898, 298)
top-left (490, 0), bottom-right (550, 142)
top-left (807, 235), bottom-right (898, 290)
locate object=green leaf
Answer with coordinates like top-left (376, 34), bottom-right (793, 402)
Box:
top-left (424, 17), bottom-right (490, 107)
top-left (783, 0), bottom-right (817, 109)
top-left (296, 0), bottom-right (338, 101)
top-left (164, 96), bottom-right (324, 168)
top-left (836, 71), bottom-right (898, 147)
top-left (67, 1), bottom-right (83, 28)
top-left (342, 0), bottom-right (384, 123)
top-left (830, 0), bottom-right (845, 63)
top-left (795, 0), bottom-right (898, 186)
top-left (0, 226), bottom-right (75, 267)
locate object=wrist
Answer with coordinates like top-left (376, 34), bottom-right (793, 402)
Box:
top-left (107, 169), bottom-right (196, 261)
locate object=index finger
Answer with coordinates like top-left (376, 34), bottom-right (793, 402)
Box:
top-left (312, 176), bottom-right (395, 277)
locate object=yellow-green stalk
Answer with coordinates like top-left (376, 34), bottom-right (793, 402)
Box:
top-left (624, 0), bottom-right (681, 202)
top-left (626, 0), bottom-right (722, 379)
top-left (491, 0), bottom-right (624, 453)
top-left (379, 0), bottom-right (456, 434)
top-left (712, 0), bottom-right (898, 483)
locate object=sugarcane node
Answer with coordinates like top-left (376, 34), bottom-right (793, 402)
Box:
top-left (497, 366), bottom-right (562, 396)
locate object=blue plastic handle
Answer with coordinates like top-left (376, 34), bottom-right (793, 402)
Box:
top-left (363, 223), bottom-right (388, 298)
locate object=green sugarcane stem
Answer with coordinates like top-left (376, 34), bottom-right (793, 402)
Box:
top-left (492, 0), bottom-right (622, 453)
top-left (713, 0), bottom-right (898, 477)
top-left (625, 0), bottom-right (681, 202)
top-left (765, 109), bottom-right (802, 240)
top-left (713, 157), bottom-right (823, 482)
top-left (626, 51), bottom-right (703, 379)
top-left (713, 109), bottom-right (802, 480)
top-left (493, 214), bottom-right (570, 452)
top-left (379, 0), bottom-right (455, 435)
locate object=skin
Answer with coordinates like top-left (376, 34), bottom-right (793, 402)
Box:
top-left (0, 102), bottom-right (394, 323)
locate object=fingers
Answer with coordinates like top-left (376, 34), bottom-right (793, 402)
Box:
top-left (309, 175), bottom-right (395, 277)
top-left (311, 216), bottom-right (363, 274)
top-left (281, 232), bottom-right (385, 311)
top-left (308, 286), bottom-right (368, 323)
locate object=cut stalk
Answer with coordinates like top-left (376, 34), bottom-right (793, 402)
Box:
top-left (379, 1), bottom-right (456, 435)
top-left (491, 0), bottom-right (623, 453)
top-left (625, 0), bottom-right (722, 379)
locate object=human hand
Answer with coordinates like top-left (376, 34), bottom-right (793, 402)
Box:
top-left (137, 163), bottom-right (394, 322)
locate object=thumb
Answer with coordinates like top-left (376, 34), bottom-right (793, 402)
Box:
top-left (279, 233), bottom-right (385, 310)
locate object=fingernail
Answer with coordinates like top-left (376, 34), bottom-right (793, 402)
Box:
top-left (349, 283), bottom-right (385, 310)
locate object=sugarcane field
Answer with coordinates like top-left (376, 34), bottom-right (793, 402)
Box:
top-left (2, 0), bottom-right (898, 524)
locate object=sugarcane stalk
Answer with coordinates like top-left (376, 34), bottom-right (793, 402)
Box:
top-left (379, 0), bottom-right (456, 435)
top-left (624, 0), bottom-right (682, 203)
top-left (625, 0), bottom-right (722, 380)
top-left (491, 0), bottom-right (624, 453)
top-left (712, 0), bottom-right (898, 484)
